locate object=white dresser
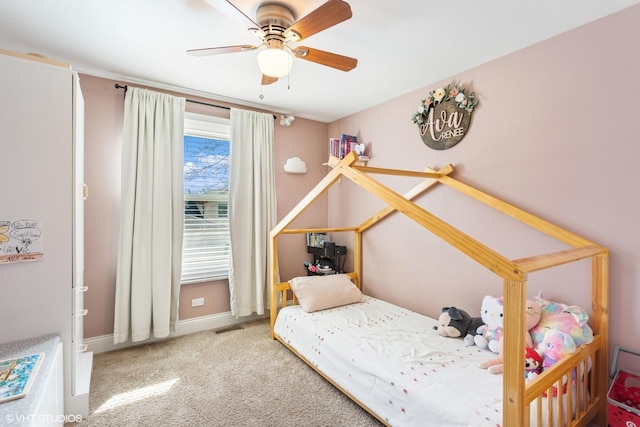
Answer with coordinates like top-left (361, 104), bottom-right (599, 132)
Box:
top-left (0, 49), bottom-right (92, 418)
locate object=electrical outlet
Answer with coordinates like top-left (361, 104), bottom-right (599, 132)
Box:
top-left (191, 297), bottom-right (204, 307)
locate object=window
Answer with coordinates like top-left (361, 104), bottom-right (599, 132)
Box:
top-left (181, 112), bottom-right (230, 284)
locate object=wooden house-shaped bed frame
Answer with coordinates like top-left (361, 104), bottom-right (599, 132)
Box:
top-left (269, 151), bottom-right (609, 426)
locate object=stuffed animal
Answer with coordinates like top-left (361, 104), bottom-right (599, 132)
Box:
top-left (474, 295), bottom-right (504, 353)
top-left (536, 328), bottom-right (578, 396)
top-left (480, 299), bottom-right (542, 374)
top-left (524, 299), bottom-right (543, 347)
top-left (529, 294), bottom-right (593, 348)
top-left (434, 306), bottom-right (484, 346)
top-left (537, 328), bottom-right (577, 369)
top-left (525, 346), bottom-right (543, 381)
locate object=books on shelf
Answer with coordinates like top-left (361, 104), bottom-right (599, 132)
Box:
top-left (0, 353), bottom-right (44, 403)
top-left (306, 232), bottom-right (329, 248)
top-left (329, 134), bottom-right (358, 160)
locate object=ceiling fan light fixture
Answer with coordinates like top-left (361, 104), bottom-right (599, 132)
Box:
top-left (258, 47), bottom-right (293, 78)
top-left (189, 1), bottom-right (357, 83)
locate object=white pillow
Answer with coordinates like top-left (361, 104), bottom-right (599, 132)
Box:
top-left (289, 274), bottom-right (364, 313)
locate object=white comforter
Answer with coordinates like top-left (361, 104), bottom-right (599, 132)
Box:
top-left (274, 296), bottom-right (505, 427)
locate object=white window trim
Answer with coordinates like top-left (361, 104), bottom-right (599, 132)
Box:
top-left (184, 112), bottom-right (229, 140)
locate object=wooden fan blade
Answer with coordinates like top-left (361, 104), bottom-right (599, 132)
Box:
top-left (261, 74), bottom-right (278, 85)
top-left (285, 0), bottom-right (352, 41)
top-left (293, 46), bottom-right (357, 72)
top-left (187, 45), bottom-right (258, 57)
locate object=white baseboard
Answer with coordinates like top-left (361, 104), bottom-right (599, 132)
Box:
top-left (84, 311), bottom-right (268, 354)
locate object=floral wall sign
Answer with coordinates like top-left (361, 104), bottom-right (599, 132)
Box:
top-left (411, 84), bottom-right (478, 150)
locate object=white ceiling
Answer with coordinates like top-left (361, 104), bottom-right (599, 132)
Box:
top-left (0, 0), bottom-right (637, 122)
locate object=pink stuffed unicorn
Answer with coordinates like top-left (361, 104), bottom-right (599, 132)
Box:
top-left (529, 294), bottom-right (593, 348)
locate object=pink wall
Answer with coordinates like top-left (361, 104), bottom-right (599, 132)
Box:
top-left (81, 4), bottom-right (640, 359)
top-left (81, 75), bottom-right (328, 338)
top-left (328, 5), bottom-right (640, 356)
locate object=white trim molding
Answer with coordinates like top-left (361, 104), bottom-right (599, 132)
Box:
top-left (84, 311), bottom-right (267, 354)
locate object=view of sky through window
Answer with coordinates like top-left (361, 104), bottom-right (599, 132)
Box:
top-left (183, 135), bottom-right (229, 195)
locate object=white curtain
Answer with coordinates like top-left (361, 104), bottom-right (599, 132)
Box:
top-left (229, 108), bottom-right (276, 317)
top-left (114, 87), bottom-right (185, 344)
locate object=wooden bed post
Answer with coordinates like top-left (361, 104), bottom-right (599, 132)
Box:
top-left (592, 252), bottom-right (610, 426)
top-left (353, 230), bottom-right (363, 289)
top-left (502, 278), bottom-right (528, 426)
top-left (269, 232), bottom-right (278, 340)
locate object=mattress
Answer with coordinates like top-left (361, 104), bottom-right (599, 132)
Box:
top-left (274, 296), bottom-right (505, 427)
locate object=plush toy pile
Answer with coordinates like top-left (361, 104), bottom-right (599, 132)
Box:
top-left (435, 292), bottom-right (594, 388)
top-left (477, 293), bottom-right (594, 385)
top-left (530, 294), bottom-right (593, 374)
top-left (478, 296), bottom-right (542, 374)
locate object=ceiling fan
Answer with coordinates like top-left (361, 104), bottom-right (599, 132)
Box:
top-left (187, 0), bottom-right (358, 85)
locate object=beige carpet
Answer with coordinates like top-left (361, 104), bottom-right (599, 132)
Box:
top-left (72, 319), bottom-right (383, 427)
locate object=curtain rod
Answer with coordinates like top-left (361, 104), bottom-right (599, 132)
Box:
top-left (114, 84), bottom-right (276, 119)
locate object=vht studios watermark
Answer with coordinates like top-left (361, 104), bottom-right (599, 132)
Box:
top-left (5, 413), bottom-right (83, 424)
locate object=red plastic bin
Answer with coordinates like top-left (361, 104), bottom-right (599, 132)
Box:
top-left (608, 346), bottom-right (640, 427)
